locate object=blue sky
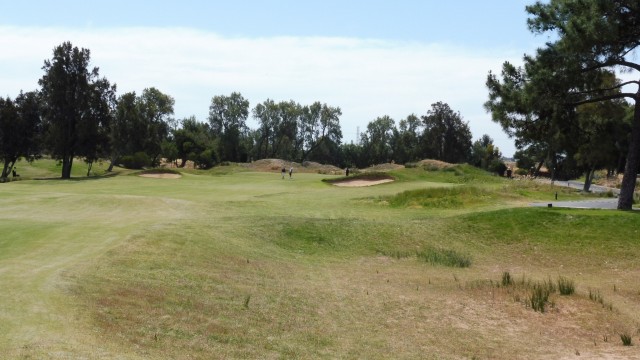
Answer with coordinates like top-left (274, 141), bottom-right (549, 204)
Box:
top-left (1, 1), bottom-right (550, 157)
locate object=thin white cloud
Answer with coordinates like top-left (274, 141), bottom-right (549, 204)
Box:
top-left (0, 26), bottom-right (525, 155)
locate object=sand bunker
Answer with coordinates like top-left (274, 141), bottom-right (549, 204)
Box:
top-left (139, 173), bottom-right (182, 179)
top-left (332, 179), bottom-right (394, 187)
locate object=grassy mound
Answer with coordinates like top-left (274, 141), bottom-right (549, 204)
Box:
top-left (384, 186), bottom-right (497, 209)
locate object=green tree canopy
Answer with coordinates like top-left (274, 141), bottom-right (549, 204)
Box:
top-left (39, 42), bottom-right (115, 178)
top-left (208, 92), bottom-right (249, 162)
top-left (422, 102), bottom-right (472, 164)
top-left (0, 92), bottom-right (42, 180)
top-left (525, 0), bottom-right (640, 209)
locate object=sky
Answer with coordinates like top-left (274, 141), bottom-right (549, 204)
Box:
top-left (0, 0), bottom-right (554, 157)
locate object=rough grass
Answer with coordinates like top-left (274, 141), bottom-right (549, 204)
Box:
top-left (1, 160), bottom-right (639, 359)
top-left (385, 185), bottom-right (498, 209)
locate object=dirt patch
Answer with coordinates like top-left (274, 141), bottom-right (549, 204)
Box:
top-left (332, 179), bottom-right (394, 187)
top-left (416, 159), bottom-right (455, 169)
top-left (139, 173), bottom-right (181, 179)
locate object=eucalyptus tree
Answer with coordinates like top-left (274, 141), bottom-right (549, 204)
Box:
top-left (273, 100), bottom-right (302, 160)
top-left (0, 92), bottom-right (43, 180)
top-left (421, 102), bottom-right (472, 163)
top-left (174, 116), bottom-right (216, 168)
top-left (81, 77), bottom-right (116, 176)
top-left (252, 99), bottom-right (279, 159)
top-left (252, 99), bottom-right (303, 160)
top-left (526, 0), bottom-right (640, 209)
top-left (298, 102), bottom-right (342, 163)
top-left (470, 134), bottom-right (503, 172)
top-left (391, 114), bottom-right (422, 164)
top-left (0, 92), bottom-right (42, 180)
top-left (208, 92), bottom-right (249, 162)
top-left (138, 87), bottom-right (174, 166)
top-left (39, 42), bottom-right (114, 178)
top-left (107, 92), bottom-right (138, 171)
top-left (0, 97), bottom-right (19, 180)
top-left (361, 115), bottom-right (395, 165)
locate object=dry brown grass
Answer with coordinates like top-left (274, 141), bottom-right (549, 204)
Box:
top-left (416, 159), bottom-right (456, 169)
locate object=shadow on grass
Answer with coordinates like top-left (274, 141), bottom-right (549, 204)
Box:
top-left (33, 171), bottom-right (121, 181)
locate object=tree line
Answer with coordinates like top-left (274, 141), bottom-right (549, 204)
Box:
top-left (0, 41), bottom-right (504, 181)
top-left (485, 0), bottom-right (639, 210)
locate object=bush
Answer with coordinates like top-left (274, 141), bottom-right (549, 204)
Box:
top-left (488, 159), bottom-right (507, 176)
top-left (119, 152), bottom-right (151, 169)
top-left (195, 149), bottom-right (218, 169)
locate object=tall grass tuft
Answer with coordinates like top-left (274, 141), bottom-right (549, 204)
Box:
top-left (557, 276), bottom-right (575, 295)
top-left (377, 249), bottom-right (414, 259)
top-left (501, 271), bottom-right (513, 287)
top-left (589, 289), bottom-right (604, 304)
top-left (417, 247), bottom-right (471, 268)
top-left (529, 283), bottom-right (551, 312)
top-left (620, 333), bottom-right (633, 346)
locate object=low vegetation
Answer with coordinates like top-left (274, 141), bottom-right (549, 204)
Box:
top-left (137, 168), bottom-right (182, 175)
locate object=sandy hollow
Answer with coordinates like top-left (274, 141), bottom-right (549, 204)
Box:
top-left (332, 179), bottom-right (394, 187)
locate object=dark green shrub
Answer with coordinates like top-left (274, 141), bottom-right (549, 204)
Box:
top-left (120, 152), bottom-right (151, 169)
top-left (488, 159), bottom-right (507, 176)
top-left (195, 149), bottom-right (217, 169)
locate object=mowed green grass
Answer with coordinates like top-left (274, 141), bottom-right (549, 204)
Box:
top-left (1, 162), bottom-right (639, 359)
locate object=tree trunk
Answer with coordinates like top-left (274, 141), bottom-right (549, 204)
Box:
top-left (300, 138), bottom-right (325, 164)
top-left (583, 167), bottom-right (595, 192)
top-left (533, 159), bottom-right (545, 178)
top-left (86, 161), bottom-right (93, 177)
top-left (618, 99), bottom-right (640, 210)
top-left (107, 153), bottom-right (118, 172)
top-left (61, 155), bottom-right (73, 179)
top-left (1, 159), bottom-right (14, 179)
